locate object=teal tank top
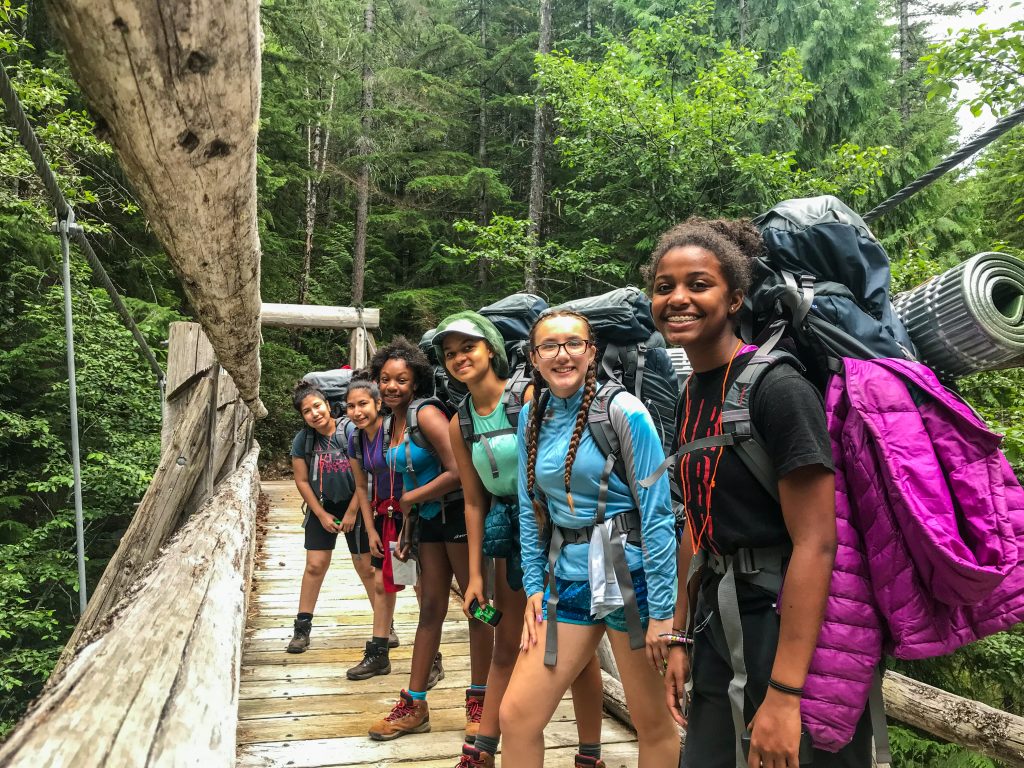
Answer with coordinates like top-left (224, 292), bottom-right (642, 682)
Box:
top-left (469, 398), bottom-right (518, 499)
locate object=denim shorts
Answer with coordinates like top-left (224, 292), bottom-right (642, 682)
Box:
top-left (541, 568), bottom-right (649, 633)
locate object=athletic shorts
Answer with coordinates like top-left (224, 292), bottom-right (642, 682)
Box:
top-left (541, 568), bottom-right (650, 633)
top-left (303, 498), bottom-right (369, 554)
top-left (419, 499), bottom-right (468, 544)
top-left (680, 578), bottom-right (873, 768)
top-left (369, 511), bottom-right (405, 569)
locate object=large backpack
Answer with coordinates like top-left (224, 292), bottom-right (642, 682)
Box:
top-left (742, 195), bottom-right (917, 389)
top-left (550, 287), bottom-right (680, 453)
top-left (301, 369), bottom-right (356, 481)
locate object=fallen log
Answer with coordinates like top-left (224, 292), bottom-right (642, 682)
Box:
top-left (43, 0), bottom-right (266, 418)
top-left (0, 447), bottom-right (260, 767)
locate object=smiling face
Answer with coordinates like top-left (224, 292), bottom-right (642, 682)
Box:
top-left (442, 332), bottom-right (493, 384)
top-left (346, 385), bottom-right (382, 430)
top-left (530, 314), bottom-right (596, 399)
top-left (299, 393), bottom-right (332, 432)
top-left (378, 358), bottom-right (416, 412)
top-left (651, 245), bottom-right (743, 367)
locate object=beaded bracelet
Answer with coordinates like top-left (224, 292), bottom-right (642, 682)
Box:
top-left (658, 632), bottom-right (693, 648)
top-left (768, 678), bottom-right (804, 697)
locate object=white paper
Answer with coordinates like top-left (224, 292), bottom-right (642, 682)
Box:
top-left (390, 540), bottom-right (418, 586)
top-left (589, 521), bottom-right (623, 619)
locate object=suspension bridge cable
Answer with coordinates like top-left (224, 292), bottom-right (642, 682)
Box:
top-left (864, 104), bottom-right (1024, 224)
top-left (0, 63), bottom-right (165, 386)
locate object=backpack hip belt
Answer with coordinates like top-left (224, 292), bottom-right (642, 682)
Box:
top-left (690, 545), bottom-right (789, 768)
top-left (544, 508), bottom-right (646, 667)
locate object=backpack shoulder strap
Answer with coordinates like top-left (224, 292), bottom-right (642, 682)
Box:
top-left (502, 365), bottom-right (532, 430)
top-left (457, 394), bottom-right (476, 444)
top-left (586, 382), bottom-right (629, 524)
top-left (407, 397), bottom-right (446, 453)
top-left (303, 426), bottom-right (315, 472)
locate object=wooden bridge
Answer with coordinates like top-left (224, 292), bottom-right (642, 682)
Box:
top-left (0, 2), bottom-right (1022, 766)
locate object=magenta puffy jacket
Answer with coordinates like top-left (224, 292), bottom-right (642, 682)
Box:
top-left (800, 357), bottom-right (1024, 751)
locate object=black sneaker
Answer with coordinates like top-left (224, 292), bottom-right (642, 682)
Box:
top-left (389, 621), bottom-right (400, 649)
top-left (286, 618), bottom-right (312, 654)
top-left (347, 641), bottom-right (392, 680)
top-left (427, 651), bottom-right (444, 689)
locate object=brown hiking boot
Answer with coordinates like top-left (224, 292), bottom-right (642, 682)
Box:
top-left (347, 641), bottom-right (391, 680)
top-left (464, 688), bottom-right (484, 743)
top-left (455, 744), bottom-right (495, 767)
top-left (388, 621), bottom-right (400, 649)
top-left (368, 690), bottom-right (430, 741)
top-left (285, 617), bottom-right (312, 654)
top-left (427, 651), bottom-right (444, 689)
top-left (574, 755), bottom-right (606, 768)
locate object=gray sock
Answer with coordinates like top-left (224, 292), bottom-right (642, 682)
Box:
top-left (578, 742), bottom-right (602, 758)
top-left (474, 734), bottom-right (499, 755)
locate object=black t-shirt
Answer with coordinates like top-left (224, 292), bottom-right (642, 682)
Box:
top-left (675, 351), bottom-right (833, 557)
top-left (290, 423), bottom-right (356, 505)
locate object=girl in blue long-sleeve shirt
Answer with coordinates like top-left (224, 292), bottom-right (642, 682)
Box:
top-left (498, 309), bottom-right (680, 768)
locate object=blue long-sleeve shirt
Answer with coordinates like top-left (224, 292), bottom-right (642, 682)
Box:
top-left (516, 385), bottom-right (677, 620)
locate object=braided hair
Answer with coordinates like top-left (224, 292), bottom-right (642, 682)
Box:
top-left (642, 217), bottom-right (763, 295)
top-left (525, 310), bottom-right (598, 530)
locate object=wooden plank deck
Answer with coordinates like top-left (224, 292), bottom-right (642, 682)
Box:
top-left (237, 480), bottom-right (639, 767)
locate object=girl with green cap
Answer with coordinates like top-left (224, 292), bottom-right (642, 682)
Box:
top-left (434, 310), bottom-right (607, 768)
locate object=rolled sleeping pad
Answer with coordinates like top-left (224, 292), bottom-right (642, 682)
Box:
top-left (893, 251), bottom-right (1024, 379)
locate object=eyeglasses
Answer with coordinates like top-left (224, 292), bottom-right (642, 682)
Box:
top-left (532, 339), bottom-right (592, 359)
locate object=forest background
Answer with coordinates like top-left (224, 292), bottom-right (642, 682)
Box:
top-left (1, 0), bottom-right (1022, 762)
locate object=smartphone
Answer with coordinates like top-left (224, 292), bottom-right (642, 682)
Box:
top-left (468, 598), bottom-right (502, 627)
top-left (741, 730), bottom-right (813, 765)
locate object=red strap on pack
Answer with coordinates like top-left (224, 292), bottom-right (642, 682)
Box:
top-left (376, 497), bottom-right (403, 593)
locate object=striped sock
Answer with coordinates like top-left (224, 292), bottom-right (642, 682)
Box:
top-left (578, 742), bottom-right (602, 758)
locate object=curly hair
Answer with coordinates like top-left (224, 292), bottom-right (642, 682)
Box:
top-left (292, 380), bottom-right (328, 412)
top-left (368, 336), bottom-right (433, 397)
top-left (643, 217), bottom-right (764, 295)
top-left (525, 310), bottom-right (598, 530)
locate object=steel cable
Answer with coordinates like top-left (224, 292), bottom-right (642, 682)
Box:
top-left (893, 252), bottom-right (1024, 378)
top-left (0, 63), bottom-right (164, 386)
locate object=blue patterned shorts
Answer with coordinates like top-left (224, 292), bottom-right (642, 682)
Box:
top-left (541, 569), bottom-right (649, 633)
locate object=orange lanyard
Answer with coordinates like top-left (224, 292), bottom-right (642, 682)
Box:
top-left (679, 340), bottom-right (743, 555)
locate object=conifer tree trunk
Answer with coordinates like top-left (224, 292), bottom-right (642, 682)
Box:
top-left (525, 0), bottom-right (553, 293)
top-left (352, 0), bottom-right (374, 308)
top-left (898, 0), bottom-right (912, 118)
top-left (477, 0), bottom-right (489, 288)
top-left (298, 69), bottom-right (338, 307)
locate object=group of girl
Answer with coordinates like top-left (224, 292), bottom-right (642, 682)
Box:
top-left (288, 217), bottom-right (873, 768)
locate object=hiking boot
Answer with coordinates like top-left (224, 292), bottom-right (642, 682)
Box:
top-left (427, 651), bottom-right (445, 690)
top-left (574, 756), bottom-right (606, 768)
top-left (464, 688), bottom-right (484, 743)
top-left (389, 621), bottom-right (400, 649)
top-left (368, 690), bottom-right (430, 741)
top-left (347, 641), bottom-right (392, 680)
top-left (455, 744), bottom-right (495, 767)
top-left (286, 618), bottom-right (312, 654)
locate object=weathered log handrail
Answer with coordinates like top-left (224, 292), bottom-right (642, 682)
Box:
top-left (0, 446), bottom-right (260, 767)
top-left (260, 302), bottom-right (381, 330)
top-left (599, 666), bottom-right (1024, 766)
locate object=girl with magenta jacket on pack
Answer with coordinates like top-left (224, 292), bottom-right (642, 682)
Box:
top-left (432, 311), bottom-right (607, 768)
top-left (652, 219), bottom-right (871, 768)
top-left (498, 309), bottom-right (680, 768)
top-left (366, 338), bottom-right (493, 744)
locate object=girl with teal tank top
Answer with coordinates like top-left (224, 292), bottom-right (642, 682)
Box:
top-left (366, 337), bottom-right (494, 748)
top-left (433, 311), bottom-right (607, 768)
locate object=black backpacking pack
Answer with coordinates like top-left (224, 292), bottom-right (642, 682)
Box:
top-left (742, 195), bottom-right (917, 389)
top-left (454, 293), bottom-right (549, 461)
top-left (301, 369), bottom-right (356, 475)
top-left (550, 287), bottom-right (680, 453)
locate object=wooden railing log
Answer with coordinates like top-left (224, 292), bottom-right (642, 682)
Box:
top-left (55, 376), bottom-right (214, 673)
top-left (260, 302), bottom-right (380, 330)
top-left (0, 447), bottom-right (260, 767)
top-left (598, 669), bottom-right (1024, 766)
top-left (883, 671), bottom-right (1024, 767)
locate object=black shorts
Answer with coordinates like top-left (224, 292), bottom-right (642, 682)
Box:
top-left (370, 511), bottom-right (405, 569)
top-left (304, 498), bottom-right (369, 555)
top-left (419, 499), bottom-right (468, 544)
top-left (680, 579), bottom-right (873, 768)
